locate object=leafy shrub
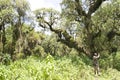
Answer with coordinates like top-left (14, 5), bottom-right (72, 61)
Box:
top-left (0, 55), bottom-right (120, 80)
top-left (33, 45), bottom-right (46, 57)
top-left (113, 52), bottom-right (120, 71)
top-left (0, 53), bottom-right (11, 65)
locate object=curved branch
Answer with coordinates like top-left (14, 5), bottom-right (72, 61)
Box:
top-left (38, 20), bottom-right (91, 57)
top-left (48, 26), bottom-right (91, 57)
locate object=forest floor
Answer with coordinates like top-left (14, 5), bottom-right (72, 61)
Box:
top-left (0, 55), bottom-right (120, 80)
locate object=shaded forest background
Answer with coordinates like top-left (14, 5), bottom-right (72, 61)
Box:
top-left (0, 0), bottom-right (120, 78)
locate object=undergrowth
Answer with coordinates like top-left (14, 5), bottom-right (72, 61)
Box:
top-left (0, 54), bottom-right (120, 80)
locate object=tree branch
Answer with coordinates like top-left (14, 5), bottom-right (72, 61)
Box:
top-left (48, 26), bottom-right (91, 57)
top-left (38, 19), bottom-right (91, 57)
top-left (36, 7), bottom-right (93, 57)
top-left (88, 0), bottom-right (106, 15)
top-left (75, 0), bottom-right (87, 17)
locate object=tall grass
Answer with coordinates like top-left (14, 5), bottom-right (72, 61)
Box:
top-left (0, 54), bottom-right (120, 80)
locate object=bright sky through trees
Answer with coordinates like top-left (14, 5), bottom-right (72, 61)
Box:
top-left (27, 0), bottom-right (62, 11)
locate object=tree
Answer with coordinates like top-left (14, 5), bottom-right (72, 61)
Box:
top-left (91, 0), bottom-right (120, 54)
top-left (41, 33), bottom-right (71, 56)
top-left (10, 0), bottom-right (30, 59)
top-left (0, 0), bottom-right (46, 60)
top-left (0, 0), bottom-right (13, 54)
top-left (34, 0), bottom-right (120, 58)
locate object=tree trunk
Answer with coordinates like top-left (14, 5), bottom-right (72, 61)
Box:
top-left (11, 17), bottom-right (22, 59)
top-left (2, 23), bottom-right (6, 54)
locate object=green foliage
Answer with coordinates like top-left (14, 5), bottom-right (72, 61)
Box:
top-left (91, 0), bottom-right (120, 52)
top-left (113, 52), bottom-right (120, 71)
top-left (34, 8), bottom-right (60, 30)
top-left (0, 53), bottom-right (11, 65)
top-left (0, 55), bottom-right (120, 80)
top-left (0, 1), bottom-right (120, 80)
top-left (41, 34), bottom-right (71, 56)
top-left (33, 45), bottom-right (46, 57)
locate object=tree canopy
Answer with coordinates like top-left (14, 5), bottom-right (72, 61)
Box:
top-left (0, 0), bottom-right (120, 71)
top-left (33, 0), bottom-right (120, 58)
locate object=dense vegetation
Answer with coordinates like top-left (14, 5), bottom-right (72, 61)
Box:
top-left (0, 55), bottom-right (120, 80)
top-left (0, 0), bottom-right (120, 79)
